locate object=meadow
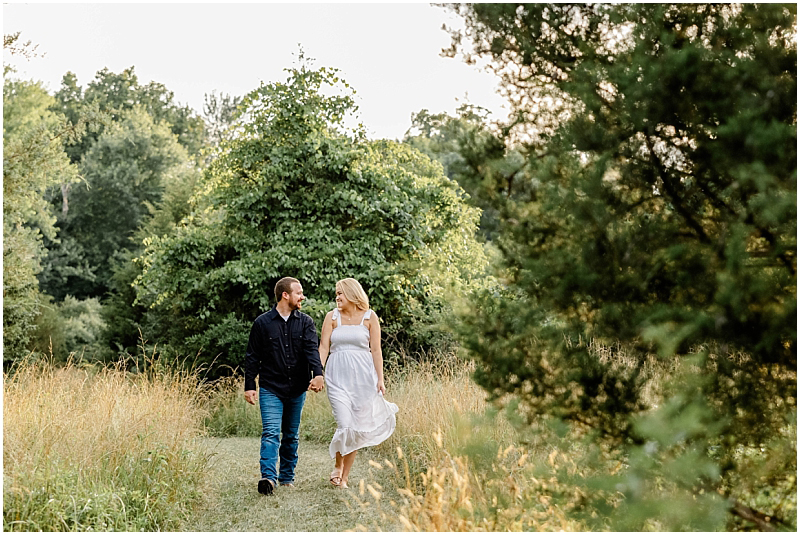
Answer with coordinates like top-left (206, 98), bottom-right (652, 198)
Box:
top-left (4, 343), bottom-right (796, 531)
top-left (3, 347), bottom-right (555, 531)
top-left (3, 356), bottom-right (210, 531)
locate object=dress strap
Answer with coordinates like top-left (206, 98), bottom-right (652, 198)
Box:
top-left (360, 309), bottom-right (372, 325)
top-left (332, 309), bottom-right (341, 327)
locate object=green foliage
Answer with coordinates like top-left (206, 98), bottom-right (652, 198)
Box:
top-left (98, 165), bottom-right (205, 359)
top-left (39, 67), bottom-right (206, 303)
top-left (53, 67), bottom-right (206, 162)
top-left (3, 75), bottom-right (76, 245)
top-left (43, 107), bottom-right (192, 300)
top-left (446, 3), bottom-right (796, 530)
top-left (403, 105), bottom-right (527, 240)
top-left (3, 227), bottom-right (44, 362)
top-left (29, 296), bottom-right (106, 361)
top-left (2, 58), bottom-right (85, 362)
top-left (135, 62), bottom-right (488, 374)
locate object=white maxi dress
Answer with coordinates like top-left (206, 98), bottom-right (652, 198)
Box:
top-left (326, 309), bottom-right (399, 458)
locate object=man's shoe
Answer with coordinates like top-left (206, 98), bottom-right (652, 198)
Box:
top-left (258, 478), bottom-right (275, 495)
top-left (280, 483), bottom-right (295, 488)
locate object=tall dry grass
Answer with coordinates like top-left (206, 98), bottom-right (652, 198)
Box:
top-left (348, 339), bottom-right (798, 532)
top-left (292, 350), bottom-right (518, 479)
top-left (351, 437), bottom-right (587, 532)
top-left (3, 356), bottom-right (211, 531)
top-left (317, 349), bottom-right (585, 531)
top-left (343, 341), bottom-right (667, 532)
top-left (375, 354), bottom-right (516, 472)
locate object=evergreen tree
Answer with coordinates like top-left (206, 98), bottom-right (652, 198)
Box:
top-left (445, 3), bottom-right (796, 529)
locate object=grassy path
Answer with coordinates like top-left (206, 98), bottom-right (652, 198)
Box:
top-left (190, 437), bottom-right (402, 532)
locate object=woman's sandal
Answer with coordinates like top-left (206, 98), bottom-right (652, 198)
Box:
top-left (330, 468), bottom-right (343, 487)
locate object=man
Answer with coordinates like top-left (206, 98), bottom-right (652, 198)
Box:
top-left (244, 277), bottom-right (325, 495)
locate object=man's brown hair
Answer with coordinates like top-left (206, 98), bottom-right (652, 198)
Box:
top-left (274, 277), bottom-right (300, 302)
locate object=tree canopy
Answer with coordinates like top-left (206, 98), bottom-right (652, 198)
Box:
top-left (35, 67), bottom-right (208, 303)
top-left (53, 67), bottom-right (206, 162)
top-left (403, 104), bottom-right (523, 240)
top-left (42, 107), bottom-right (190, 300)
top-left (134, 63), bottom-right (489, 373)
top-left (3, 50), bottom-right (86, 360)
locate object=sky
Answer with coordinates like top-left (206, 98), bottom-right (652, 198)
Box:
top-left (3, 2), bottom-right (510, 140)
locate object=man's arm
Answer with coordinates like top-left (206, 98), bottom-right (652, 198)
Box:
top-left (304, 316), bottom-right (325, 392)
top-left (243, 320), bottom-right (262, 404)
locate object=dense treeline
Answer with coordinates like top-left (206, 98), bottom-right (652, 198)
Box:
top-left (3, 4), bottom-right (797, 529)
top-left (4, 36), bottom-right (232, 365)
top-left (3, 38), bottom-right (490, 372)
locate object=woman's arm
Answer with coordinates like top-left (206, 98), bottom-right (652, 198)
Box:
top-left (368, 311), bottom-right (385, 394)
top-left (318, 310), bottom-right (334, 367)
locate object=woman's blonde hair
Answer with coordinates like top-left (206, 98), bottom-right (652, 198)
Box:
top-left (336, 278), bottom-right (369, 311)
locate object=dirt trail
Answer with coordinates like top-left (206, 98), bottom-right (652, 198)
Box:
top-left (191, 437), bottom-right (401, 532)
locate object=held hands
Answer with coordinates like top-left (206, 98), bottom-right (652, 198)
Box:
top-left (244, 390), bottom-right (258, 405)
top-left (309, 375), bottom-right (325, 393)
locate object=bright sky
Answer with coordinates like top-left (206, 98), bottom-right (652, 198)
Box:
top-left (3, 2), bottom-right (509, 140)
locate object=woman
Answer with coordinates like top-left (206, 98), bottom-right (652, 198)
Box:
top-left (318, 278), bottom-right (399, 489)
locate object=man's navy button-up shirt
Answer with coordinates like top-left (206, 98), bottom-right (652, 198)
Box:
top-left (243, 307), bottom-right (324, 399)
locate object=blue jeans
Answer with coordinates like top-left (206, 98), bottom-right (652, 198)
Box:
top-left (258, 388), bottom-right (306, 484)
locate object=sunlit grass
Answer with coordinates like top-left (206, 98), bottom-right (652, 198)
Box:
top-left (350, 438), bottom-right (588, 532)
top-left (3, 355), bottom-right (211, 531)
top-left (374, 354), bottom-right (517, 475)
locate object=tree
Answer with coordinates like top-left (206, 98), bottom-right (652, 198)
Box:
top-left (134, 62), bottom-right (488, 374)
top-left (202, 90), bottom-right (243, 149)
top-left (52, 67), bottom-right (206, 162)
top-left (3, 35), bottom-right (84, 361)
top-left (445, 3), bottom-right (796, 530)
top-left (43, 107), bottom-right (191, 300)
top-left (403, 104), bottom-right (528, 240)
top-left (41, 68), bottom-right (206, 302)
top-left (100, 163), bottom-right (204, 360)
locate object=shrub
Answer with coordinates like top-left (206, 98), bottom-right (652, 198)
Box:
top-left (28, 296), bottom-right (107, 362)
